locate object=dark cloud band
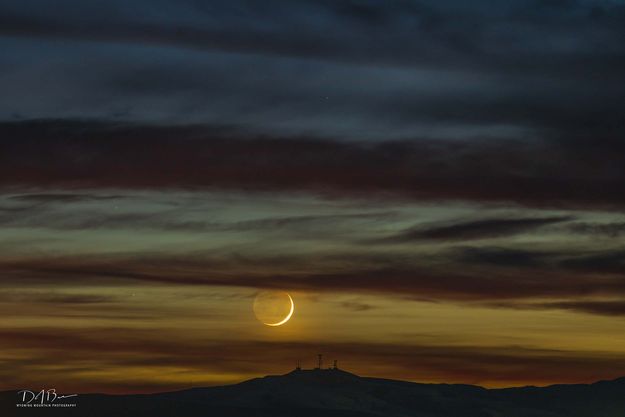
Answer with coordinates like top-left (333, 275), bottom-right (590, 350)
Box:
top-left (2, 120), bottom-right (625, 209)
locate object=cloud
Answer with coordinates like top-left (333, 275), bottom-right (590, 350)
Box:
top-left (1, 327), bottom-right (624, 392)
top-left (484, 299), bottom-right (625, 317)
top-left (1, 0), bottom-right (624, 394)
top-left (453, 246), bottom-right (625, 276)
top-left (1, 1), bottom-right (625, 141)
top-left (558, 250), bottom-right (625, 273)
top-left (9, 193), bottom-right (123, 203)
top-left (454, 247), bottom-right (554, 267)
top-left (2, 248), bottom-right (623, 304)
top-left (372, 216), bottom-right (573, 243)
top-left (0, 192), bottom-right (394, 233)
top-left (2, 120), bottom-right (625, 209)
top-left (543, 300), bottom-right (625, 317)
top-left (568, 222), bottom-right (625, 238)
top-left (339, 300), bottom-right (378, 312)
top-left (0, 291), bottom-right (117, 304)
top-left (2, 0), bottom-right (624, 77)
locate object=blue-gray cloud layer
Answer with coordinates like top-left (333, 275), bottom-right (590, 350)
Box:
top-left (1, 0), bottom-right (624, 140)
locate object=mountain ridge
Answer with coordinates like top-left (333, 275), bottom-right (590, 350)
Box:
top-left (3, 369), bottom-right (625, 417)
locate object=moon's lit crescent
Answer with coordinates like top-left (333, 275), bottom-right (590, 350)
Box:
top-left (263, 294), bottom-right (294, 327)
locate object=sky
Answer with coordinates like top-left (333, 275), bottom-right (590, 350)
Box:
top-left (1, 0), bottom-right (625, 393)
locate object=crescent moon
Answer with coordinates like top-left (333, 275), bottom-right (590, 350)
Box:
top-left (263, 294), bottom-right (294, 327)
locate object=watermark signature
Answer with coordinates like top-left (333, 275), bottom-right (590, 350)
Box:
top-left (16, 389), bottom-right (78, 408)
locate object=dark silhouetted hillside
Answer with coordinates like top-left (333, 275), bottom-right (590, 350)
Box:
top-left (3, 369), bottom-right (625, 417)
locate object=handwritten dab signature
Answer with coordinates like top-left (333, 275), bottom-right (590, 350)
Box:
top-left (18, 389), bottom-right (78, 404)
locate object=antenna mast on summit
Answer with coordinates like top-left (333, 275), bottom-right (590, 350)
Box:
top-left (317, 354), bottom-right (323, 369)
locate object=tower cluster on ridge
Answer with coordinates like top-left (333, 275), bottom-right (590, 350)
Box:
top-left (295, 354), bottom-right (339, 371)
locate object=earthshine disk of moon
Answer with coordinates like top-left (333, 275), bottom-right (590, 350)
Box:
top-left (253, 291), bottom-right (294, 326)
